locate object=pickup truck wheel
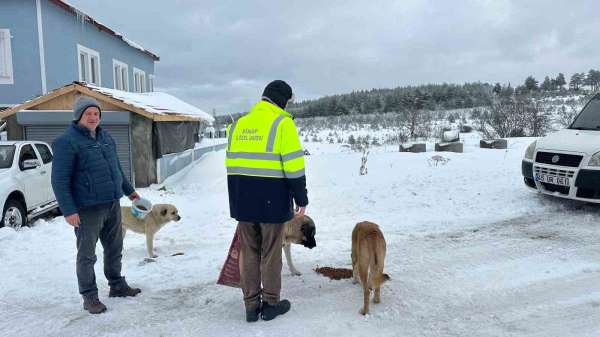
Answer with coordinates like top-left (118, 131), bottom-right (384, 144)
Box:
top-left (2, 199), bottom-right (26, 230)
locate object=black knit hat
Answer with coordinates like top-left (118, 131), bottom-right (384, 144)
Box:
top-left (262, 80), bottom-right (293, 109)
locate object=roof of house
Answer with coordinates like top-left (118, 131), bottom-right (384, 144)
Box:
top-left (87, 85), bottom-right (214, 122)
top-left (49, 0), bottom-right (160, 61)
top-left (0, 82), bottom-right (214, 123)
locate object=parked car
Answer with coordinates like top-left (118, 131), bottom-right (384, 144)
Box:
top-left (522, 94), bottom-right (600, 203)
top-left (0, 141), bottom-right (58, 229)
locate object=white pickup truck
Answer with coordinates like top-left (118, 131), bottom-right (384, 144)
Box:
top-left (522, 94), bottom-right (600, 203)
top-left (0, 141), bottom-right (59, 229)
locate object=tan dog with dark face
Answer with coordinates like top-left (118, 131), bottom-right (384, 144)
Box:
top-left (121, 204), bottom-right (181, 258)
top-left (283, 215), bottom-right (317, 276)
top-left (352, 221), bottom-right (390, 315)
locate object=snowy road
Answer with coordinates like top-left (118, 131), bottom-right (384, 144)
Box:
top-left (1, 136), bottom-right (600, 337)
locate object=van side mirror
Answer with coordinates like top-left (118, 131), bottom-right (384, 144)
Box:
top-left (22, 159), bottom-right (41, 170)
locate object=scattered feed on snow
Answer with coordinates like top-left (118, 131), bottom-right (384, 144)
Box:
top-left (315, 267), bottom-right (353, 280)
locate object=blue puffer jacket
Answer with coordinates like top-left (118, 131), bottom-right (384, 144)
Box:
top-left (51, 122), bottom-right (134, 216)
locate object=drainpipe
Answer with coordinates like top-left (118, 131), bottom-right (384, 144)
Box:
top-left (36, 0), bottom-right (47, 94)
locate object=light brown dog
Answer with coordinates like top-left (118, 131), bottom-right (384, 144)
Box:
top-left (121, 204), bottom-right (181, 258)
top-left (352, 221), bottom-right (390, 315)
top-left (282, 215), bottom-right (317, 276)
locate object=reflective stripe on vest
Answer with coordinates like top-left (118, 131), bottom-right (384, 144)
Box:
top-left (226, 166), bottom-right (305, 179)
top-left (227, 119), bottom-right (239, 151)
top-left (226, 152), bottom-right (281, 160)
top-left (284, 168), bottom-right (305, 178)
top-left (227, 166), bottom-right (285, 178)
top-left (226, 149), bottom-right (304, 162)
top-left (266, 115), bottom-right (284, 152)
top-left (281, 150), bottom-right (304, 162)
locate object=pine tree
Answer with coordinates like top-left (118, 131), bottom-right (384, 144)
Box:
top-left (569, 73), bottom-right (583, 91)
top-left (541, 76), bottom-right (552, 91)
top-left (587, 69), bottom-right (600, 91)
top-left (524, 76), bottom-right (539, 91)
top-left (493, 83), bottom-right (502, 95)
top-left (555, 73), bottom-right (566, 90)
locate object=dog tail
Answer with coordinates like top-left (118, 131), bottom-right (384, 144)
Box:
top-left (371, 237), bottom-right (390, 288)
top-left (372, 272), bottom-right (391, 288)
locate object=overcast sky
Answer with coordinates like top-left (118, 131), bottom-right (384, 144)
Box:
top-left (67, 0), bottom-right (600, 115)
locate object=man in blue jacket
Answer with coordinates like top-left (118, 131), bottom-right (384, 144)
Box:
top-left (52, 96), bottom-right (142, 314)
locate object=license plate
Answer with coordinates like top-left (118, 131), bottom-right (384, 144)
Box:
top-left (535, 173), bottom-right (569, 186)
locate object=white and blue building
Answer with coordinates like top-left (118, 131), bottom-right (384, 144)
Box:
top-left (0, 0), bottom-right (159, 108)
top-left (0, 0), bottom-right (219, 187)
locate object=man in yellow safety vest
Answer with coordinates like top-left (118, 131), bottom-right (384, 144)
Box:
top-left (225, 80), bottom-right (308, 322)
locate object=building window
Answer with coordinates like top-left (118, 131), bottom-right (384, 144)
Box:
top-left (133, 67), bottom-right (146, 93)
top-left (0, 29), bottom-right (14, 85)
top-left (148, 74), bottom-right (155, 92)
top-left (113, 59), bottom-right (129, 91)
top-left (77, 44), bottom-right (101, 86)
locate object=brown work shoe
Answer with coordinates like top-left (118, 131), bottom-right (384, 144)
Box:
top-left (109, 285), bottom-right (141, 298)
top-left (82, 294), bottom-right (107, 314)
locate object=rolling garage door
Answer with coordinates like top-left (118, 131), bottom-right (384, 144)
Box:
top-left (24, 124), bottom-right (133, 182)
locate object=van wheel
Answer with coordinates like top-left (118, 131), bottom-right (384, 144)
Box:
top-left (1, 199), bottom-right (27, 230)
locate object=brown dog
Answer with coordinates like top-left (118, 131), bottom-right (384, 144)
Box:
top-left (352, 221), bottom-right (390, 315)
top-left (121, 204), bottom-right (181, 258)
top-left (283, 215), bottom-right (317, 276)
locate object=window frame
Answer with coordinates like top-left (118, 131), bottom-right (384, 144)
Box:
top-left (148, 74), bottom-right (155, 92)
top-left (77, 44), bottom-right (101, 86)
top-left (133, 67), bottom-right (146, 93)
top-left (0, 29), bottom-right (14, 85)
top-left (112, 59), bottom-right (129, 91)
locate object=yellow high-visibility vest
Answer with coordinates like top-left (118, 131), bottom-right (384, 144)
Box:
top-left (225, 100), bottom-right (305, 179)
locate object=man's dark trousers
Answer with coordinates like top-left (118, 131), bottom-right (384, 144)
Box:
top-left (75, 201), bottom-right (126, 296)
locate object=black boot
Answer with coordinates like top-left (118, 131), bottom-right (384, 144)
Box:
top-left (245, 305), bottom-right (261, 323)
top-left (261, 299), bottom-right (291, 321)
top-left (109, 285), bottom-right (141, 298)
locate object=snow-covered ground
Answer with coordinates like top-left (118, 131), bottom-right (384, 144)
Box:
top-left (2, 133), bottom-right (600, 337)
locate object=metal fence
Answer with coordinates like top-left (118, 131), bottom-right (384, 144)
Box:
top-left (156, 143), bottom-right (227, 184)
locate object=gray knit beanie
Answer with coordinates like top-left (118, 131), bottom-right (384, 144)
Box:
top-left (73, 96), bottom-right (101, 121)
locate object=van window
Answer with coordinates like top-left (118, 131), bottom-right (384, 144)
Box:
top-left (571, 96), bottom-right (600, 130)
top-left (0, 145), bottom-right (15, 168)
top-left (35, 144), bottom-right (53, 164)
top-left (18, 144), bottom-right (39, 170)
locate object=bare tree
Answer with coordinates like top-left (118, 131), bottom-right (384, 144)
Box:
top-left (477, 101), bottom-right (526, 138)
top-left (359, 147), bottom-right (369, 175)
top-left (521, 97), bottom-right (551, 137)
top-left (555, 101), bottom-right (580, 128)
top-left (476, 97), bottom-right (550, 138)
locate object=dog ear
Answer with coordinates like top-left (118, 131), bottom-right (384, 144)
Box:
top-left (303, 218), bottom-right (315, 235)
top-left (161, 208), bottom-right (168, 216)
